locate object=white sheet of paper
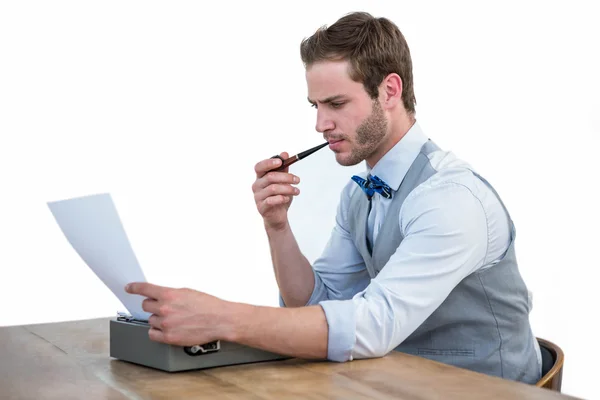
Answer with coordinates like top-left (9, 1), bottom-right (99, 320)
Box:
top-left (48, 193), bottom-right (151, 321)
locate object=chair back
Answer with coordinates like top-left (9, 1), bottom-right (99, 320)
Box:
top-left (536, 337), bottom-right (564, 391)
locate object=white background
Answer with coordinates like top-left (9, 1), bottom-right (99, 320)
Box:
top-left (1, 1), bottom-right (598, 399)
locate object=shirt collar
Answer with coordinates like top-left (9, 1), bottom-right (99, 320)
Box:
top-left (366, 121), bottom-right (429, 191)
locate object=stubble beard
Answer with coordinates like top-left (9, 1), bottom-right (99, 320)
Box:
top-left (336, 100), bottom-right (388, 167)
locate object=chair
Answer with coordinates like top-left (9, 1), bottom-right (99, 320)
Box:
top-left (535, 337), bottom-right (564, 391)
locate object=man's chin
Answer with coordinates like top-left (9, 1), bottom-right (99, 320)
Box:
top-left (334, 152), bottom-right (363, 167)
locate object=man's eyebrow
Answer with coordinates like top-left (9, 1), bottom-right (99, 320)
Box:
top-left (307, 95), bottom-right (346, 104)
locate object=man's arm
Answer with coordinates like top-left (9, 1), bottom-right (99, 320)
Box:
top-left (317, 180), bottom-right (495, 361)
top-left (225, 302), bottom-right (329, 359)
top-left (266, 222), bottom-right (316, 307)
top-left (125, 282), bottom-right (330, 359)
top-left (252, 155), bottom-right (316, 307)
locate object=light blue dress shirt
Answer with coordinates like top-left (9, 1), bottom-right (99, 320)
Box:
top-left (280, 122), bottom-right (540, 366)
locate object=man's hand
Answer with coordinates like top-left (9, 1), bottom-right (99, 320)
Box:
top-left (252, 152), bottom-right (301, 232)
top-left (125, 282), bottom-right (232, 346)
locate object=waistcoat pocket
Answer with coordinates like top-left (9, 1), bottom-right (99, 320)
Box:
top-left (417, 348), bottom-right (475, 357)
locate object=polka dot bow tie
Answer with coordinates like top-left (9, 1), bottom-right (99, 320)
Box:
top-left (351, 174), bottom-right (393, 200)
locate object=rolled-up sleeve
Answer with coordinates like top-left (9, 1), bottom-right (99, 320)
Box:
top-left (319, 300), bottom-right (357, 361)
top-left (278, 268), bottom-right (329, 307)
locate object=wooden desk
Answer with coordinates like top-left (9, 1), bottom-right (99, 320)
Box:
top-left (0, 318), bottom-right (580, 400)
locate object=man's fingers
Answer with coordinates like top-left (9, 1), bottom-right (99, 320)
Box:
top-left (253, 171), bottom-right (300, 192)
top-left (254, 183), bottom-right (300, 203)
top-left (259, 195), bottom-right (291, 211)
top-left (255, 158), bottom-right (282, 178)
top-left (142, 298), bottom-right (160, 314)
top-left (148, 314), bottom-right (163, 329)
top-left (148, 326), bottom-right (165, 342)
top-left (266, 171), bottom-right (300, 185)
top-left (125, 282), bottom-right (166, 300)
top-left (149, 326), bottom-right (180, 345)
top-left (254, 152), bottom-right (290, 178)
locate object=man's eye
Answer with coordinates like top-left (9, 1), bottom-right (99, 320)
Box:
top-left (330, 102), bottom-right (344, 109)
top-left (310, 103), bottom-right (317, 109)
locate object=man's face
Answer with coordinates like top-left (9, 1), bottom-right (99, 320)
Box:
top-left (306, 60), bottom-right (388, 166)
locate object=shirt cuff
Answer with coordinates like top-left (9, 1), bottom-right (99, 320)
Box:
top-left (318, 299), bottom-right (356, 362)
top-left (279, 269), bottom-right (329, 307)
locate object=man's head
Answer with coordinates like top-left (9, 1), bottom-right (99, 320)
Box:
top-left (301, 12), bottom-right (416, 167)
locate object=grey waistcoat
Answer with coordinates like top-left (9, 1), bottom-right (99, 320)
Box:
top-left (347, 140), bottom-right (541, 384)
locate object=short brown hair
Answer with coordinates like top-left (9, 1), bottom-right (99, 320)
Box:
top-left (300, 12), bottom-right (416, 115)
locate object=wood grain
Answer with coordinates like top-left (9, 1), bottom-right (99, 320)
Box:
top-left (0, 318), bottom-right (582, 400)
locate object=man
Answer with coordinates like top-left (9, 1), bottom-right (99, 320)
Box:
top-left (126, 11), bottom-right (542, 384)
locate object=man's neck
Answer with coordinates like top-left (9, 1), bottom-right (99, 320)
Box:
top-left (366, 114), bottom-right (416, 169)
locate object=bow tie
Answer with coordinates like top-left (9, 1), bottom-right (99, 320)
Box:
top-left (351, 174), bottom-right (392, 200)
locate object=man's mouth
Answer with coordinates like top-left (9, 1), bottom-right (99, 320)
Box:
top-left (328, 138), bottom-right (345, 151)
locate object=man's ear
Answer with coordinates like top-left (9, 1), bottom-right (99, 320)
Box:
top-left (380, 73), bottom-right (403, 110)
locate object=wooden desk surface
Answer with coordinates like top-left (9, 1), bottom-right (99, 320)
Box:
top-left (0, 317), bottom-right (580, 400)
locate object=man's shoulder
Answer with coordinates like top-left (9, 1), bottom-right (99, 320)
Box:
top-left (416, 149), bottom-right (483, 194)
top-left (407, 148), bottom-right (507, 219)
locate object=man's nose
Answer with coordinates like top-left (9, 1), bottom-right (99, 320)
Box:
top-left (315, 109), bottom-right (335, 133)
